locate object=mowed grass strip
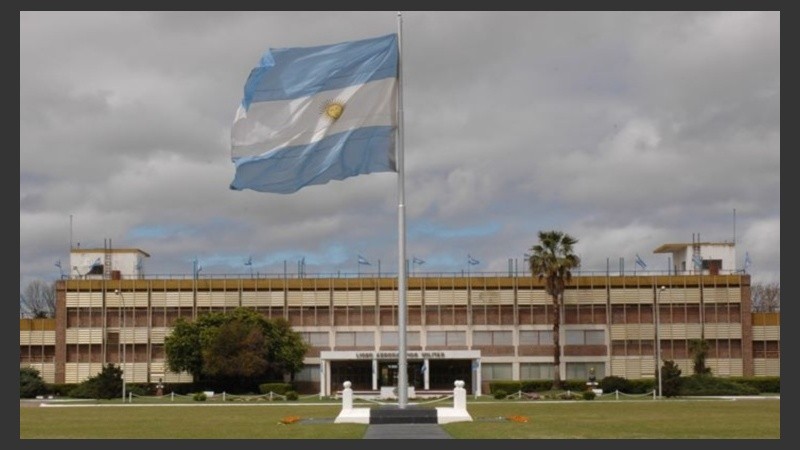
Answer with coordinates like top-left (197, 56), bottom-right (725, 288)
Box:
top-left (21, 399), bottom-right (780, 439)
top-left (443, 400), bottom-right (780, 439)
top-left (20, 405), bottom-right (366, 439)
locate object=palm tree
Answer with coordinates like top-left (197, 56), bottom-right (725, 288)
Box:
top-left (528, 230), bottom-right (581, 390)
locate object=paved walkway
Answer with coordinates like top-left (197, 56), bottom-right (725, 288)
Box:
top-left (363, 424), bottom-right (453, 439)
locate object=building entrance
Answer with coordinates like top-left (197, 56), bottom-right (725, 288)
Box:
top-left (378, 361), bottom-right (424, 388)
top-left (429, 359), bottom-right (472, 393)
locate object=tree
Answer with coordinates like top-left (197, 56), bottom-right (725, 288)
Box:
top-left (751, 282), bottom-right (780, 312)
top-left (165, 308), bottom-right (308, 388)
top-left (69, 364), bottom-right (123, 399)
top-left (528, 230), bottom-right (581, 389)
top-left (20, 280), bottom-right (56, 318)
top-left (20, 367), bottom-right (47, 398)
top-left (660, 360), bottom-right (682, 398)
top-left (689, 339), bottom-right (712, 376)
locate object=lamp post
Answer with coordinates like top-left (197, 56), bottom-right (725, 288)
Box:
top-left (656, 286), bottom-right (666, 398)
top-left (114, 289), bottom-right (126, 403)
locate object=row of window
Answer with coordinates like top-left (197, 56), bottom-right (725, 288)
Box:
top-left (301, 330), bottom-right (607, 348)
top-left (484, 362), bottom-right (605, 381)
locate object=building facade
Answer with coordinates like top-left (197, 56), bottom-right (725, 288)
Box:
top-left (20, 262), bottom-right (780, 395)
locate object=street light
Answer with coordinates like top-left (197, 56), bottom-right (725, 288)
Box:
top-left (656, 285), bottom-right (666, 399)
top-left (114, 289), bottom-right (126, 403)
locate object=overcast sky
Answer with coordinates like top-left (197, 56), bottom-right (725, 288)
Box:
top-left (20, 11), bottom-right (780, 291)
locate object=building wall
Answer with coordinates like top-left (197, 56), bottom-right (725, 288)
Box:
top-left (751, 312), bottom-right (780, 376)
top-left (35, 273), bottom-right (768, 387)
top-left (19, 319), bottom-right (57, 383)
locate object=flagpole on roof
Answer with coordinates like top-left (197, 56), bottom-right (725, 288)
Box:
top-left (396, 11), bottom-right (409, 409)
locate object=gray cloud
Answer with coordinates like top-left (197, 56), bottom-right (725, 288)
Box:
top-left (20, 11), bottom-right (780, 291)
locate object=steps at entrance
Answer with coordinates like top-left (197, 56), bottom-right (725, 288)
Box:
top-left (369, 406), bottom-right (438, 424)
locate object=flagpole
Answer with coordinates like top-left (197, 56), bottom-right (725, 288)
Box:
top-left (396, 11), bottom-right (409, 409)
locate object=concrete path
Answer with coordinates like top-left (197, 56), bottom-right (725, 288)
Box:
top-left (363, 424), bottom-right (453, 439)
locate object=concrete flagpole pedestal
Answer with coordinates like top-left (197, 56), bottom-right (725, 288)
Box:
top-left (334, 380), bottom-right (472, 425)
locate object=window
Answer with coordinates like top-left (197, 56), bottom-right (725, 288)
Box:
top-left (519, 330), bottom-right (554, 345)
top-left (565, 362), bottom-right (605, 380)
top-left (473, 331), bottom-right (512, 346)
top-left (380, 331), bottom-right (420, 346)
top-left (565, 329), bottom-right (605, 345)
top-left (427, 330), bottom-right (466, 346)
top-left (294, 365), bottom-right (321, 382)
top-left (481, 363), bottom-right (512, 381)
top-left (335, 331), bottom-right (374, 347)
top-left (300, 332), bottom-right (329, 348)
top-left (702, 259), bottom-right (722, 270)
top-left (355, 331), bottom-right (374, 347)
top-left (520, 363), bottom-right (554, 380)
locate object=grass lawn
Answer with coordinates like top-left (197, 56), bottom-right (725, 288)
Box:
top-left (20, 398), bottom-right (779, 439)
top-left (443, 400), bottom-right (780, 439)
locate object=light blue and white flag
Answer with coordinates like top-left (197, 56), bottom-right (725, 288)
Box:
top-left (467, 255), bottom-right (480, 266)
top-left (635, 254), bottom-right (647, 270)
top-left (692, 253), bottom-right (703, 269)
top-left (412, 256), bottom-right (425, 265)
top-left (744, 252), bottom-right (752, 272)
top-left (230, 34), bottom-right (399, 194)
top-left (358, 255), bottom-right (371, 266)
top-left (244, 256), bottom-right (253, 266)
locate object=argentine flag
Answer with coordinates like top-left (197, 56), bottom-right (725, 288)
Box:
top-left (230, 34), bottom-right (399, 194)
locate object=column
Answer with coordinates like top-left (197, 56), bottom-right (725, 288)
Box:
top-left (372, 358), bottom-right (378, 391)
top-left (423, 358), bottom-right (430, 390)
top-left (319, 361), bottom-right (326, 397)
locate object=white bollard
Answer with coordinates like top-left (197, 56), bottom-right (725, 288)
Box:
top-left (453, 380), bottom-right (467, 411)
top-left (171, 392), bottom-right (174, 402)
top-left (342, 381), bottom-right (353, 410)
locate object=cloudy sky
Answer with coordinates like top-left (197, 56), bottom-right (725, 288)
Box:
top-left (20, 11), bottom-right (780, 291)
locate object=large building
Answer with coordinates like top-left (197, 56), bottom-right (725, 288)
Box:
top-left (20, 243), bottom-right (780, 395)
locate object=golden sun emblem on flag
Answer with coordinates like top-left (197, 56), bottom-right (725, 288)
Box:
top-left (322, 100), bottom-right (345, 122)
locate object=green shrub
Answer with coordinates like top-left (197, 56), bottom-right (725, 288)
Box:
top-left (68, 364), bottom-right (123, 399)
top-left (20, 367), bottom-right (47, 398)
top-left (728, 377), bottom-right (780, 393)
top-left (558, 391), bottom-right (580, 400)
top-left (489, 381), bottom-right (522, 394)
top-left (661, 360), bottom-right (682, 398)
top-left (562, 380), bottom-right (588, 391)
top-left (493, 389), bottom-right (508, 400)
top-left (258, 382), bottom-right (292, 395)
top-left (599, 376), bottom-right (631, 393)
top-left (520, 380), bottom-right (552, 392)
top-left (582, 390), bottom-right (596, 400)
top-left (193, 392), bottom-right (207, 401)
top-left (46, 383), bottom-right (78, 397)
top-left (679, 376), bottom-right (759, 396)
top-left (285, 390), bottom-right (299, 401)
top-left (628, 379), bottom-right (655, 394)
top-left (126, 383), bottom-right (151, 396)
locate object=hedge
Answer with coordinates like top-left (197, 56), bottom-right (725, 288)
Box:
top-left (727, 377), bottom-right (780, 393)
top-left (259, 382), bottom-right (293, 395)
